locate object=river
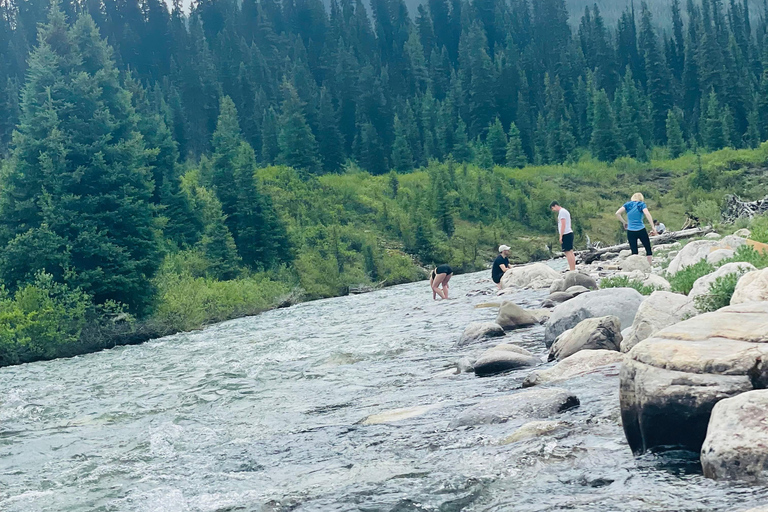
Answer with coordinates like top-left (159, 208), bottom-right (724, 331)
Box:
top-left (1, 269), bottom-right (767, 511)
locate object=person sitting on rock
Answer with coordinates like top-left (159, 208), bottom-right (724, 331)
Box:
top-left (654, 219), bottom-right (666, 235)
top-left (430, 264), bottom-right (453, 300)
top-left (492, 245), bottom-right (511, 290)
top-left (616, 192), bottom-right (658, 265)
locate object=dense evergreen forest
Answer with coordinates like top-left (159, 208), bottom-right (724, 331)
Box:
top-left (1, 0), bottom-right (768, 365)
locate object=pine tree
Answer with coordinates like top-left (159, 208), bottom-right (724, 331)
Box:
top-left (451, 118), bottom-right (473, 162)
top-left (356, 121), bottom-right (388, 175)
top-left (316, 87), bottom-right (346, 173)
top-left (474, 139), bottom-right (493, 169)
top-left (505, 122), bottom-right (527, 168)
top-left (391, 114), bottom-right (414, 172)
top-left (701, 90), bottom-right (727, 150)
top-left (277, 81), bottom-right (321, 174)
top-left (666, 109), bottom-right (686, 157)
top-left (261, 107), bottom-right (279, 164)
top-left (0, 8), bottom-right (162, 314)
top-left (486, 117), bottom-right (508, 165)
top-left (590, 89), bottom-right (623, 162)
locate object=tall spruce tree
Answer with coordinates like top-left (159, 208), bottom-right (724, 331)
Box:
top-left (485, 117), bottom-right (508, 165)
top-left (391, 114), bottom-right (414, 172)
top-left (666, 109), bottom-right (686, 157)
top-left (278, 81), bottom-right (321, 174)
top-left (0, 7), bottom-right (162, 314)
top-left (590, 89), bottom-right (623, 162)
top-left (505, 122), bottom-right (527, 168)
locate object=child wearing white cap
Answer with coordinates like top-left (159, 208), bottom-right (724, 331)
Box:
top-left (492, 245), bottom-right (511, 289)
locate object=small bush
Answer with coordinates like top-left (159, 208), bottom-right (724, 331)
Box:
top-left (720, 245), bottom-right (768, 270)
top-left (750, 214), bottom-right (768, 244)
top-left (692, 199), bottom-right (722, 226)
top-left (600, 276), bottom-right (658, 296)
top-left (694, 272), bottom-right (744, 313)
top-left (668, 260), bottom-right (716, 295)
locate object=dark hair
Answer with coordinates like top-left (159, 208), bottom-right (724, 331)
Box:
top-left (549, 201), bottom-right (559, 208)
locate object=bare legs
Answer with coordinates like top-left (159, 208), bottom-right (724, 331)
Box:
top-left (431, 273), bottom-right (451, 300)
top-left (565, 251), bottom-right (576, 271)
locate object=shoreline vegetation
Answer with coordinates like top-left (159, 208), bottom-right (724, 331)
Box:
top-left (3, 0), bottom-right (768, 367)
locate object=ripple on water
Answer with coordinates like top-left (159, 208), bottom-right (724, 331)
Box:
top-left (0, 269), bottom-right (767, 511)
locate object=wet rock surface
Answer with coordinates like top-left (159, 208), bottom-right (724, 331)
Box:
top-left (548, 316), bottom-right (622, 361)
top-left (523, 349), bottom-right (623, 387)
top-left (450, 387), bottom-right (579, 427)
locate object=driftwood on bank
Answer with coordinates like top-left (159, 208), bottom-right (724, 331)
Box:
top-left (723, 195), bottom-right (768, 222)
top-left (576, 227), bottom-right (714, 264)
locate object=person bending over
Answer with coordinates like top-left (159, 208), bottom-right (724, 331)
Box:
top-left (492, 245), bottom-right (511, 289)
top-left (430, 264), bottom-right (453, 300)
top-left (550, 201), bottom-right (576, 271)
top-left (616, 192), bottom-right (658, 265)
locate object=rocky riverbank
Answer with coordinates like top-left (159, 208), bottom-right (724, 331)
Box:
top-left (448, 229), bottom-right (768, 488)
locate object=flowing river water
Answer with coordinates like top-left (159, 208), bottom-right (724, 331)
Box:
top-left (1, 269), bottom-right (767, 511)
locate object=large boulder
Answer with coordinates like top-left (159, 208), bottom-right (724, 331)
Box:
top-left (450, 387), bottom-right (579, 427)
top-left (706, 249), bottom-right (734, 265)
top-left (523, 349), bottom-right (623, 387)
top-left (667, 237), bottom-right (747, 276)
top-left (620, 255), bottom-right (651, 273)
top-left (701, 390), bottom-right (768, 482)
top-left (688, 262), bottom-right (756, 300)
top-left (642, 274), bottom-right (671, 291)
top-left (544, 288), bottom-right (645, 347)
top-left (548, 316), bottom-right (622, 361)
top-left (563, 271), bottom-right (598, 290)
top-left (621, 291), bottom-right (698, 353)
top-left (495, 302), bottom-right (538, 330)
top-left (458, 322), bottom-right (505, 346)
top-left (731, 268), bottom-right (768, 305)
top-left (473, 344), bottom-right (541, 377)
top-left (501, 263), bottom-right (561, 290)
top-left (620, 302), bottom-right (768, 455)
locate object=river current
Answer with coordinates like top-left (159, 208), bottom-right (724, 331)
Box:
top-left (1, 269), bottom-right (767, 511)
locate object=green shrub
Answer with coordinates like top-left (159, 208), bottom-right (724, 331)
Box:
top-left (668, 260), bottom-right (716, 295)
top-left (599, 276), bottom-right (658, 296)
top-left (691, 199), bottom-right (722, 226)
top-left (694, 272), bottom-right (744, 313)
top-left (719, 245), bottom-right (768, 269)
top-left (750, 214), bottom-right (768, 244)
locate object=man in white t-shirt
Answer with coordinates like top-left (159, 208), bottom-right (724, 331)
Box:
top-left (550, 201), bottom-right (576, 271)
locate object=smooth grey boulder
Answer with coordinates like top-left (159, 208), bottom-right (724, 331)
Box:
top-left (564, 285), bottom-right (590, 296)
top-left (450, 387), bottom-right (579, 427)
top-left (548, 316), bottom-right (622, 361)
top-left (642, 273), bottom-right (671, 291)
top-left (458, 321), bottom-right (505, 346)
top-left (563, 271), bottom-right (598, 290)
top-left (620, 302), bottom-right (768, 455)
top-left (701, 390), bottom-right (768, 482)
top-left (523, 349), bottom-right (623, 387)
top-left (620, 255), bottom-right (651, 273)
top-left (731, 267), bottom-right (768, 305)
top-left (549, 278), bottom-right (566, 294)
top-left (544, 288), bottom-right (645, 347)
top-left (500, 263), bottom-right (561, 290)
top-left (706, 249), bottom-right (734, 265)
top-left (621, 291), bottom-right (697, 352)
top-left (495, 301), bottom-right (538, 330)
top-left (547, 291), bottom-right (575, 303)
top-left (473, 344), bottom-right (540, 377)
top-left (667, 237), bottom-right (746, 275)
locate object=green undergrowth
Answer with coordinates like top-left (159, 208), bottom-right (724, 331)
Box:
top-left (599, 276), bottom-right (659, 295)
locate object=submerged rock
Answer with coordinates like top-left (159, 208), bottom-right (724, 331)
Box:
top-left (620, 302), bottom-right (768, 455)
top-left (450, 387), bottom-right (579, 427)
top-left (458, 322), bottom-right (505, 346)
top-left (473, 344), bottom-right (540, 377)
top-left (362, 404), bottom-right (443, 425)
top-left (495, 301), bottom-right (538, 330)
top-left (501, 263), bottom-right (561, 290)
top-left (500, 420), bottom-right (571, 444)
top-left (548, 316), bottom-right (622, 361)
top-left (701, 390), bottom-right (768, 482)
top-left (544, 288), bottom-right (644, 347)
top-left (621, 291), bottom-right (697, 353)
top-left (731, 268), bottom-right (768, 305)
top-left (523, 349), bottom-right (623, 387)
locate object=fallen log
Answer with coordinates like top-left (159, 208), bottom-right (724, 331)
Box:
top-left (576, 227), bottom-right (714, 264)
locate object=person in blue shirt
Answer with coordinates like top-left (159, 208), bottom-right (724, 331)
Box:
top-left (615, 192), bottom-right (658, 264)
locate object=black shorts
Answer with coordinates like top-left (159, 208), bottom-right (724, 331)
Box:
top-left (627, 229), bottom-right (652, 256)
top-left (561, 232), bottom-right (574, 252)
top-left (435, 264), bottom-right (453, 276)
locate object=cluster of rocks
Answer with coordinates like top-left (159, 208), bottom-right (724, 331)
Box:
top-left (447, 230), bottom-right (768, 484)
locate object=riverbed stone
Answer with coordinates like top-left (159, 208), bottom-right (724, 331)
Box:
top-left (362, 404), bottom-right (443, 425)
top-left (450, 387), bottom-right (579, 427)
top-left (620, 302), bottom-right (768, 455)
top-left (706, 249), bottom-right (734, 265)
top-left (731, 268), bottom-right (768, 305)
top-left (529, 309), bottom-right (552, 324)
top-left (620, 255), bottom-right (651, 273)
top-left (550, 278), bottom-right (566, 294)
top-left (473, 344), bottom-right (540, 377)
top-left (642, 274), bottom-right (671, 291)
top-left (565, 285), bottom-right (590, 296)
top-left (548, 316), bottom-right (622, 361)
top-left (621, 291), bottom-right (697, 353)
top-left (563, 271), bottom-right (598, 290)
top-left (523, 349), bottom-right (624, 387)
top-left (495, 301), bottom-right (538, 330)
top-left (500, 420), bottom-right (571, 444)
top-left (689, 262), bottom-right (757, 300)
top-left (701, 390), bottom-right (768, 482)
top-left (458, 322), bottom-right (506, 346)
top-left (500, 263), bottom-right (561, 290)
top-left (544, 288), bottom-right (645, 347)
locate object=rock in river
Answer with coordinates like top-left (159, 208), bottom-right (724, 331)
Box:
top-left (501, 420), bottom-right (571, 444)
top-left (500, 263), bottom-right (560, 290)
top-left (544, 288), bottom-right (644, 347)
top-left (473, 344), bottom-right (540, 377)
top-left (701, 390), bottom-right (768, 482)
top-left (548, 316), bottom-right (622, 361)
top-left (458, 321), bottom-right (505, 346)
top-left (563, 271), bottom-right (598, 290)
top-left (523, 349), bottom-right (624, 387)
top-left (450, 387), bottom-right (579, 427)
top-left (620, 302), bottom-right (768, 455)
top-left (621, 291), bottom-right (697, 353)
top-left (495, 301), bottom-right (538, 330)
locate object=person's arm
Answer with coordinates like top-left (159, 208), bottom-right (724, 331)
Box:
top-left (559, 218), bottom-right (566, 242)
top-left (615, 207), bottom-right (627, 229)
top-left (643, 208), bottom-right (658, 236)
